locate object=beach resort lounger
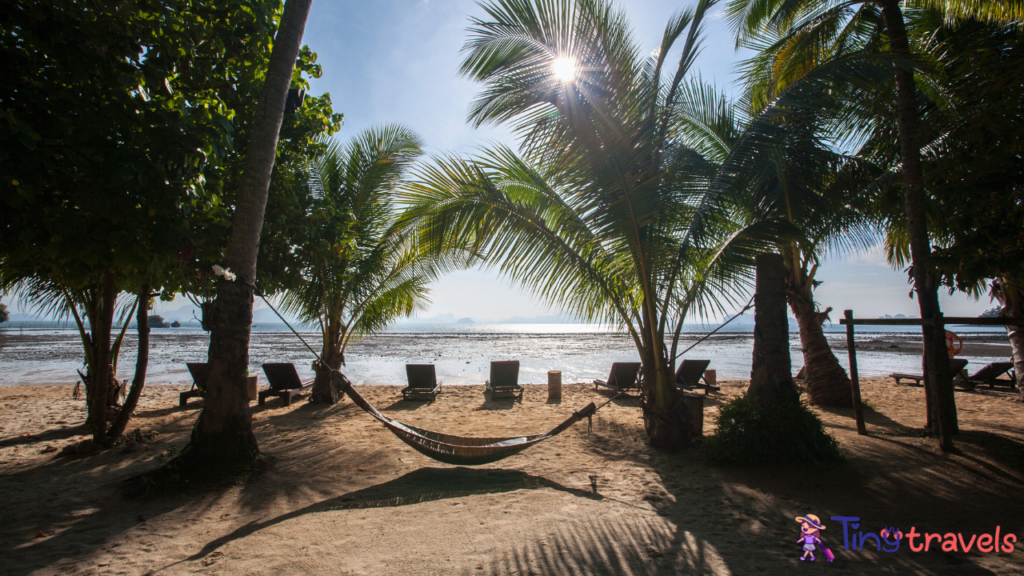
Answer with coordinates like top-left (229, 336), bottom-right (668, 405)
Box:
top-left (675, 359), bottom-right (719, 395)
top-left (966, 361), bottom-right (1016, 389)
top-left (891, 358), bottom-right (970, 388)
top-left (485, 360), bottom-right (523, 400)
top-left (594, 362), bottom-right (642, 394)
top-left (259, 363), bottom-right (314, 406)
top-left (402, 364), bottom-right (443, 400)
top-left (179, 362), bottom-right (209, 407)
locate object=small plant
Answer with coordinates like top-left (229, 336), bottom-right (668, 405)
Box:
top-left (702, 396), bottom-right (844, 466)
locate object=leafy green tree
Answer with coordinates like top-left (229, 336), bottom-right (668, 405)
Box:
top-left (278, 125), bottom-right (454, 403)
top-left (0, 0), bottom-right (337, 446)
top-left (403, 0), bottom-right (785, 449)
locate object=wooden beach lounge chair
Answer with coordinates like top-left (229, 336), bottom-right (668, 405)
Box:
top-left (594, 362), bottom-right (642, 393)
top-left (891, 358), bottom-right (970, 388)
top-left (402, 364), bottom-right (443, 400)
top-left (259, 363), bottom-right (313, 406)
top-left (179, 362), bottom-right (209, 407)
top-left (485, 360), bottom-right (523, 400)
top-left (675, 359), bottom-right (719, 395)
top-left (966, 361), bottom-right (1016, 389)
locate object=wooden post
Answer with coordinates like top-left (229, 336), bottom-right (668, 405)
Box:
top-left (844, 310), bottom-right (867, 435)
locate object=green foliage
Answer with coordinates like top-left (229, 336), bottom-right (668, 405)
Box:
top-left (279, 125), bottom-right (454, 363)
top-left (405, 0), bottom-right (788, 410)
top-left (0, 301), bottom-right (8, 323)
top-left (702, 396), bottom-right (845, 466)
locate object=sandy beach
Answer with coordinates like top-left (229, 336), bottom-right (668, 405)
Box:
top-left (1, 376), bottom-right (1022, 575)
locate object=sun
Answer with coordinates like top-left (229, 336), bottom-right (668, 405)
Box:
top-left (552, 56), bottom-right (577, 82)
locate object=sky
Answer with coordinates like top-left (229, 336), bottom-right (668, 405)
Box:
top-left (3, 0), bottom-right (995, 323)
top-left (293, 0), bottom-right (992, 322)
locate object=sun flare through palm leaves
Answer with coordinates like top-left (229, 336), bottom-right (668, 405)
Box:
top-left (552, 56), bottom-right (577, 82)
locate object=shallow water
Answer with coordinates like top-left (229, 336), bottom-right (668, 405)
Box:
top-left (0, 324), bottom-right (1009, 387)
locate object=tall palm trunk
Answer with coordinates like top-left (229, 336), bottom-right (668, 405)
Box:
top-left (786, 266), bottom-right (852, 407)
top-left (878, 0), bottom-right (956, 449)
top-left (749, 254), bottom-right (799, 407)
top-left (185, 0), bottom-right (313, 472)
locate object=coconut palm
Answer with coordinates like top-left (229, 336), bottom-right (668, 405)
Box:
top-left (722, 0), bottom-right (1024, 449)
top-left (279, 125), bottom-right (450, 404)
top-left (674, 80), bottom-right (886, 407)
top-left (401, 0), bottom-right (791, 448)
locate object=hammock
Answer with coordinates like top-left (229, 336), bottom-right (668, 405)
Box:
top-left (333, 371), bottom-right (596, 466)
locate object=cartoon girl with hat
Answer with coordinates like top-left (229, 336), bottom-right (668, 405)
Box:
top-left (796, 514), bottom-right (827, 562)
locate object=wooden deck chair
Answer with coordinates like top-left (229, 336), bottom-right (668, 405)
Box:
top-left (967, 361), bottom-right (1016, 389)
top-left (675, 359), bottom-right (718, 395)
top-left (485, 361), bottom-right (523, 399)
top-left (891, 358), bottom-right (970, 388)
top-left (179, 363), bottom-right (209, 407)
top-left (594, 362), bottom-right (641, 393)
top-left (259, 363), bottom-right (314, 406)
top-left (402, 364), bottom-right (443, 400)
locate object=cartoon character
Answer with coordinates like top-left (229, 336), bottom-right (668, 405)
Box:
top-left (796, 514), bottom-right (834, 562)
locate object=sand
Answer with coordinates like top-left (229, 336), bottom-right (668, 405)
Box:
top-left (0, 377), bottom-right (1022, 575)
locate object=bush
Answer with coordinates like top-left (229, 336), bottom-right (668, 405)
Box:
top-left (702, 396), bottom-right (844, 466)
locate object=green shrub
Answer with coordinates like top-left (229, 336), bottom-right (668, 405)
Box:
top-left (702, 396), bottom-right (844, 466)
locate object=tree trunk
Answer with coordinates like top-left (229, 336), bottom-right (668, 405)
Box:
top-left (992, 277), bottom-right (1024, 394)
top-left (787, 278), bottom-right (852, 407)
top-left (311, 349), bottom-right (344, 404)
top-left (108, 285), bottom-right (151, 441)
top-left (879, 0), bottom-right (956, 449)
top-left (749, 254), bottom-right (799, 407)
top-left (639, 304), bottom-right (690, 451)
top-left (86, 270), bottom-right (117, 445)
top-left (183, 0), bottom-right (313, 473)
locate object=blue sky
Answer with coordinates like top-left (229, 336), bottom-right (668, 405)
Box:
top-left (295, 0), bottom-right (991, 322)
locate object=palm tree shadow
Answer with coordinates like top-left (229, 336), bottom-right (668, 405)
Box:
top-left (180, 467), bottom-right (601, 564)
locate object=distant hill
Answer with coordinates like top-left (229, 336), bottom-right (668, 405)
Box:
top-left (455, 317), bottom-right (475, 324)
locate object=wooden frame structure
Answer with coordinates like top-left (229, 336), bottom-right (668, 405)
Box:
top-left (839, 311), bottom-right (1023, 436)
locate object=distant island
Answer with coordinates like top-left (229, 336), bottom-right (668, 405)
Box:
top-left (456, 317), bottom-right (475, 324)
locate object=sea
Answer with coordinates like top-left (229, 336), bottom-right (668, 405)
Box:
top-left (0, 321), bottom-right (1010, 387)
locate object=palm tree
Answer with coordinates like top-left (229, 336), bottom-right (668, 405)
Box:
top-left (722, 0), bottom-right (1024, 449)
top-left (279, 125), bottom-right (442, 404)
top-left (675, 81), bottom-right (883, 407)
top-left (187, 0), bottom-right (313, 472)
top-left (403, 0), bottom-right (782, 449)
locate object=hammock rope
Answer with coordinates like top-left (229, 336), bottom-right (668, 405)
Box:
top-left (255, 292), bottom-right (600, 465)
top-left (672, 294), bottom-right (755, 362)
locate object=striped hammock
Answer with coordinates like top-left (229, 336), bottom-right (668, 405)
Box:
top-left (334, 371), bottom-right (596, 466)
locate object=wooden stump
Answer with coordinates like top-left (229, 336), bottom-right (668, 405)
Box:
top-left (681, 392), bottom-right (704, 437)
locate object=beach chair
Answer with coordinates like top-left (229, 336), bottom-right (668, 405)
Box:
top-left (259, 363), bottom-right (314, 406)
top-left (485, 361), bottom-right (523, 400)
top-left (179, 362), bottom-right (209, 407)
top-left (891, 358), bottom-right (970, 388)
top-left (594, 362), bottom-right (642, 393)
top-left (675, 359), bottom-right (719, 395)
top-left (966, 361), bottom-right (1016, 389)
top-left (402, 364), bottom-right (443, 400)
